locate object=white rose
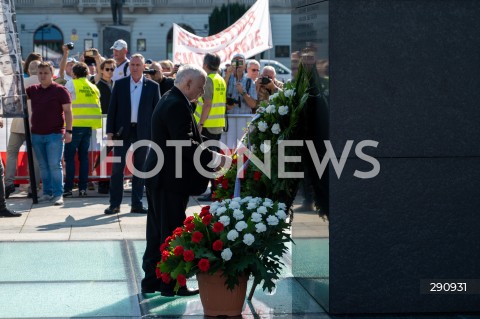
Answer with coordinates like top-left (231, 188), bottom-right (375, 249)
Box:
top-left (251, 212), bottom-right (263, 223)
top-left (263, 200), bottom-right (273, 208)
top-left (257, 121), bottom-right (268, 132)
top-left (260, 142), bottom-right (271, 154)
top-left (266, 215), bottom-right (279, 226)
top-left (247, 202), bottom-right (257, 210)
top-left (265, 104), bottom-right (276, 114)
top-left (235, 221), bottom-right (248, 232)
top-left (276, 210), bottom-right (287, 220)
top-left (216, 206), bottom-right (227, 215)
top-left (232, 197), bottom-right (241, 202)
top-left (269, 92), bottom-right (279, 101)
top-left (243, 233), bottom-right (255, 246)
top-left (227, 229), bottom-right (239, 241)
top-left (256, 206), bottom-right (268, 215)
top-left (278, 105), bottom-right (289, 116)
top-left (233, 209), bottom-right (245, 220)
top-left (221, 248), bottom-right (233, 261)
top-left (255, 223), bottom-right (267, 233)
top-left (241, 196), bottom-right (253, 203)
top-left (219, 215), bottom-right (230, 226)
top-left (229, 201), bottom-right (240, 210)
top-left (278, 202), bottom-right (286, 210)
top-left (284, 89), bottom-right (295, 98)
top-left (271, 124), bottom-right (281, 135)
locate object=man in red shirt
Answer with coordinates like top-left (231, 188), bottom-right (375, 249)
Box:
top-left (26, 62), bottom-right (73, 206)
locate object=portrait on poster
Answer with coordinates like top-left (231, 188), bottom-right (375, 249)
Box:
top-left (1, 94), bottom-right (25, 118)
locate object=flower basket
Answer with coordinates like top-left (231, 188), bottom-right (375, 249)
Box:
top-left (157, 197), bottom-right (292, 312)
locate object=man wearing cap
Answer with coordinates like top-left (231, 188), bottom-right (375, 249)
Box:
top-left (111, 39), bottom-right (130, 82)
top-left (224, 53), bottom-right (257, 114)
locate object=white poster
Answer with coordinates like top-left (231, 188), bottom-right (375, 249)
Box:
top-left (1, 0), bottom-right (26, 118)
top-left (173, 0), bottom-right (272, 65)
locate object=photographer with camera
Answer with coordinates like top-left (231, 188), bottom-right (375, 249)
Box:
top-left (224, 53), bottom-right (257, 115)
top-left (147, 61), bottom-right (174, 95)
top-left (57, 43), bottom-right (77, 85)
top-left (255, 65), bottom-right (283, 103)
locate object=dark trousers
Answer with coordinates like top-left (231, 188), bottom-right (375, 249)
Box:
top-left (64, 127), bottom-right (92, 192)
top-left (201, 128), bottom-right (221, 194)
top-left (0, 160), bottom-right (7, 210)
top-left (109, 129), bottom-right (147, 208)
top-left (111, 0), bottom-right (124, 24)
top-left (141, 186), bottom-right (189, 290)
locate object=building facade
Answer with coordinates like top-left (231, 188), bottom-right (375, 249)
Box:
top-left (15, 0), bottom-right (292, 66)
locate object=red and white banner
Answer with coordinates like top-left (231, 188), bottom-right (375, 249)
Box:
top-left (173, 0), bottom-right (272, 65)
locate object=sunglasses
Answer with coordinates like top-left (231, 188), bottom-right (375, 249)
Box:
top-left (104, 68), bottom-right (115, 72)
top-left (251, 69), bottom-right (259, 72)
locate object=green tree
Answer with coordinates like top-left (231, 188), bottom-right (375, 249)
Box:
top-left (208, 3), bottom-right (248, 36)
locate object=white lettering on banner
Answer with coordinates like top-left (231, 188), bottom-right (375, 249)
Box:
top-left (173, 0), bottom-right (273, 65)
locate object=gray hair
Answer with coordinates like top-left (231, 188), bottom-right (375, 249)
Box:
top-left (28, 59), bottom-right (41, 75)
top-left (130, 53), bottom-right (145, 64)
top-left (246, 59), bottom-right (260, 70)
top-left (174, 64), bottom-right (207, 85)
top-left (262, 65), bottom-right (276, 75)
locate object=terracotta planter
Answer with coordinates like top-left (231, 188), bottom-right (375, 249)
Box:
top-left (197, 271), bottom-right (248, 317)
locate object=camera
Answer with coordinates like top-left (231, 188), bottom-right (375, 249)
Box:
top-left (231, 60), bottom-right (244, 68)
top-left (65, 42), bottom-right (74, 50)
top-left (260, 76), bottom-right (271, 85)
top-left (143, 69), bottom-right (157, 75)
top-left (226, 96), bottom-right (238, 105)
top-left (84, 49), bottom-right (97, 57)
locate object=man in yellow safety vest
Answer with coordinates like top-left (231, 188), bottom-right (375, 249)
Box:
top-left (63, 62), bottom-right (102, 197)
top-left (194, 53), bottom-right (226, 202)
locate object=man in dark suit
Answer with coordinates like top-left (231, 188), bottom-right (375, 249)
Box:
top-left (104, 53), bottom-right (160, 215)
top-left (141, 64), bottom-right (230, 296)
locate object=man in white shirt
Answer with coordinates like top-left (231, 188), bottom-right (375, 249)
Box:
top-left (110, 39), bottom-right (130, 82)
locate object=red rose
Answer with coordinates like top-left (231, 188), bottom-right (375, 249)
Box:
top-left (183, 250), bottom-right (195, 262)
top-left (176, 274), bottom-right (187, 287)
top-left (201, 205), bottom-right (210, 213)
top-left (161, 272), bottom-right (171, 284)
top-left (160, 243), bottom-right (169, 252)
top-left (161, 250), bottom-right (170, 261)
top-left (185, 223), bottom-right (195, 232)
top-left (221, 179), bottom-right (229, 189)
top-left (212, 239), bottom-right (223, 251)
top-left (192, 231), bottom-right (203, 243)
top-left (202, 213), bottom-right (212, 225)
top-left (164, 236), bottom-right (173, 244)
top-left (173, 246), bottom-right (184, 256)
top-left (184, 216), bottom-right (194, 225)
top-left (212, 222), bottom-right (224, 233)
top-left (173, 227), bottom-right (183, 237)
top-left (198, 258), bottom-right (210, 272)
top-left (253, 171), bottom-right (262, 181)
top-left (155, 267), bottom-right (161, 278)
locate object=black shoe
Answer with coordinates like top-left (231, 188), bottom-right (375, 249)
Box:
top-left (104, 206), bottom-right (120, 215)
top-left (176, 286), bottom-right (199, 296)
top-left (0, 208), bottom-right (21, 217)
top-left (63, 190), bottom-right (73, 197)
top-left (5, 184), bottom-right (15, 199)
top-left (197, 194), bottom-right (212, 202)
top-left (160, 289), bottom-right (176, 297)
top-left (79, 190), bottom-right (87, 197)
top-left (130, 206), bottom-right (148, 214)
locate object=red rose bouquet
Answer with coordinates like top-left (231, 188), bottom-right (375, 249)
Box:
top-left (157, 197), bottom-right (292, 292)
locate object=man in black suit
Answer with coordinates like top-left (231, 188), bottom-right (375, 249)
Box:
top-left (141, 64), bottom-right (230, 296)
top-left (104, 53), bottom-right (160, 215)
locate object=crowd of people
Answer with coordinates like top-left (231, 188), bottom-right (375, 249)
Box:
top-left (0, 38), bottom-right (329, 297)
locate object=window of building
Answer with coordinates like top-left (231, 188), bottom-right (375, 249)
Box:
top-left (33, 24), bottom-right (63, 62)
top-left (275, 45), bottom-right (290, 58)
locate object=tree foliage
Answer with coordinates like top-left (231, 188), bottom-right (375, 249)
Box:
top-left (208, 3), bottom-right (248, 36)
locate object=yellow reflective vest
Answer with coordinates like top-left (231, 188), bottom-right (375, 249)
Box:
top-left (71, 77), bottom-right (102, 129)
top-left (194, 73), bottom-right (226, 128)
